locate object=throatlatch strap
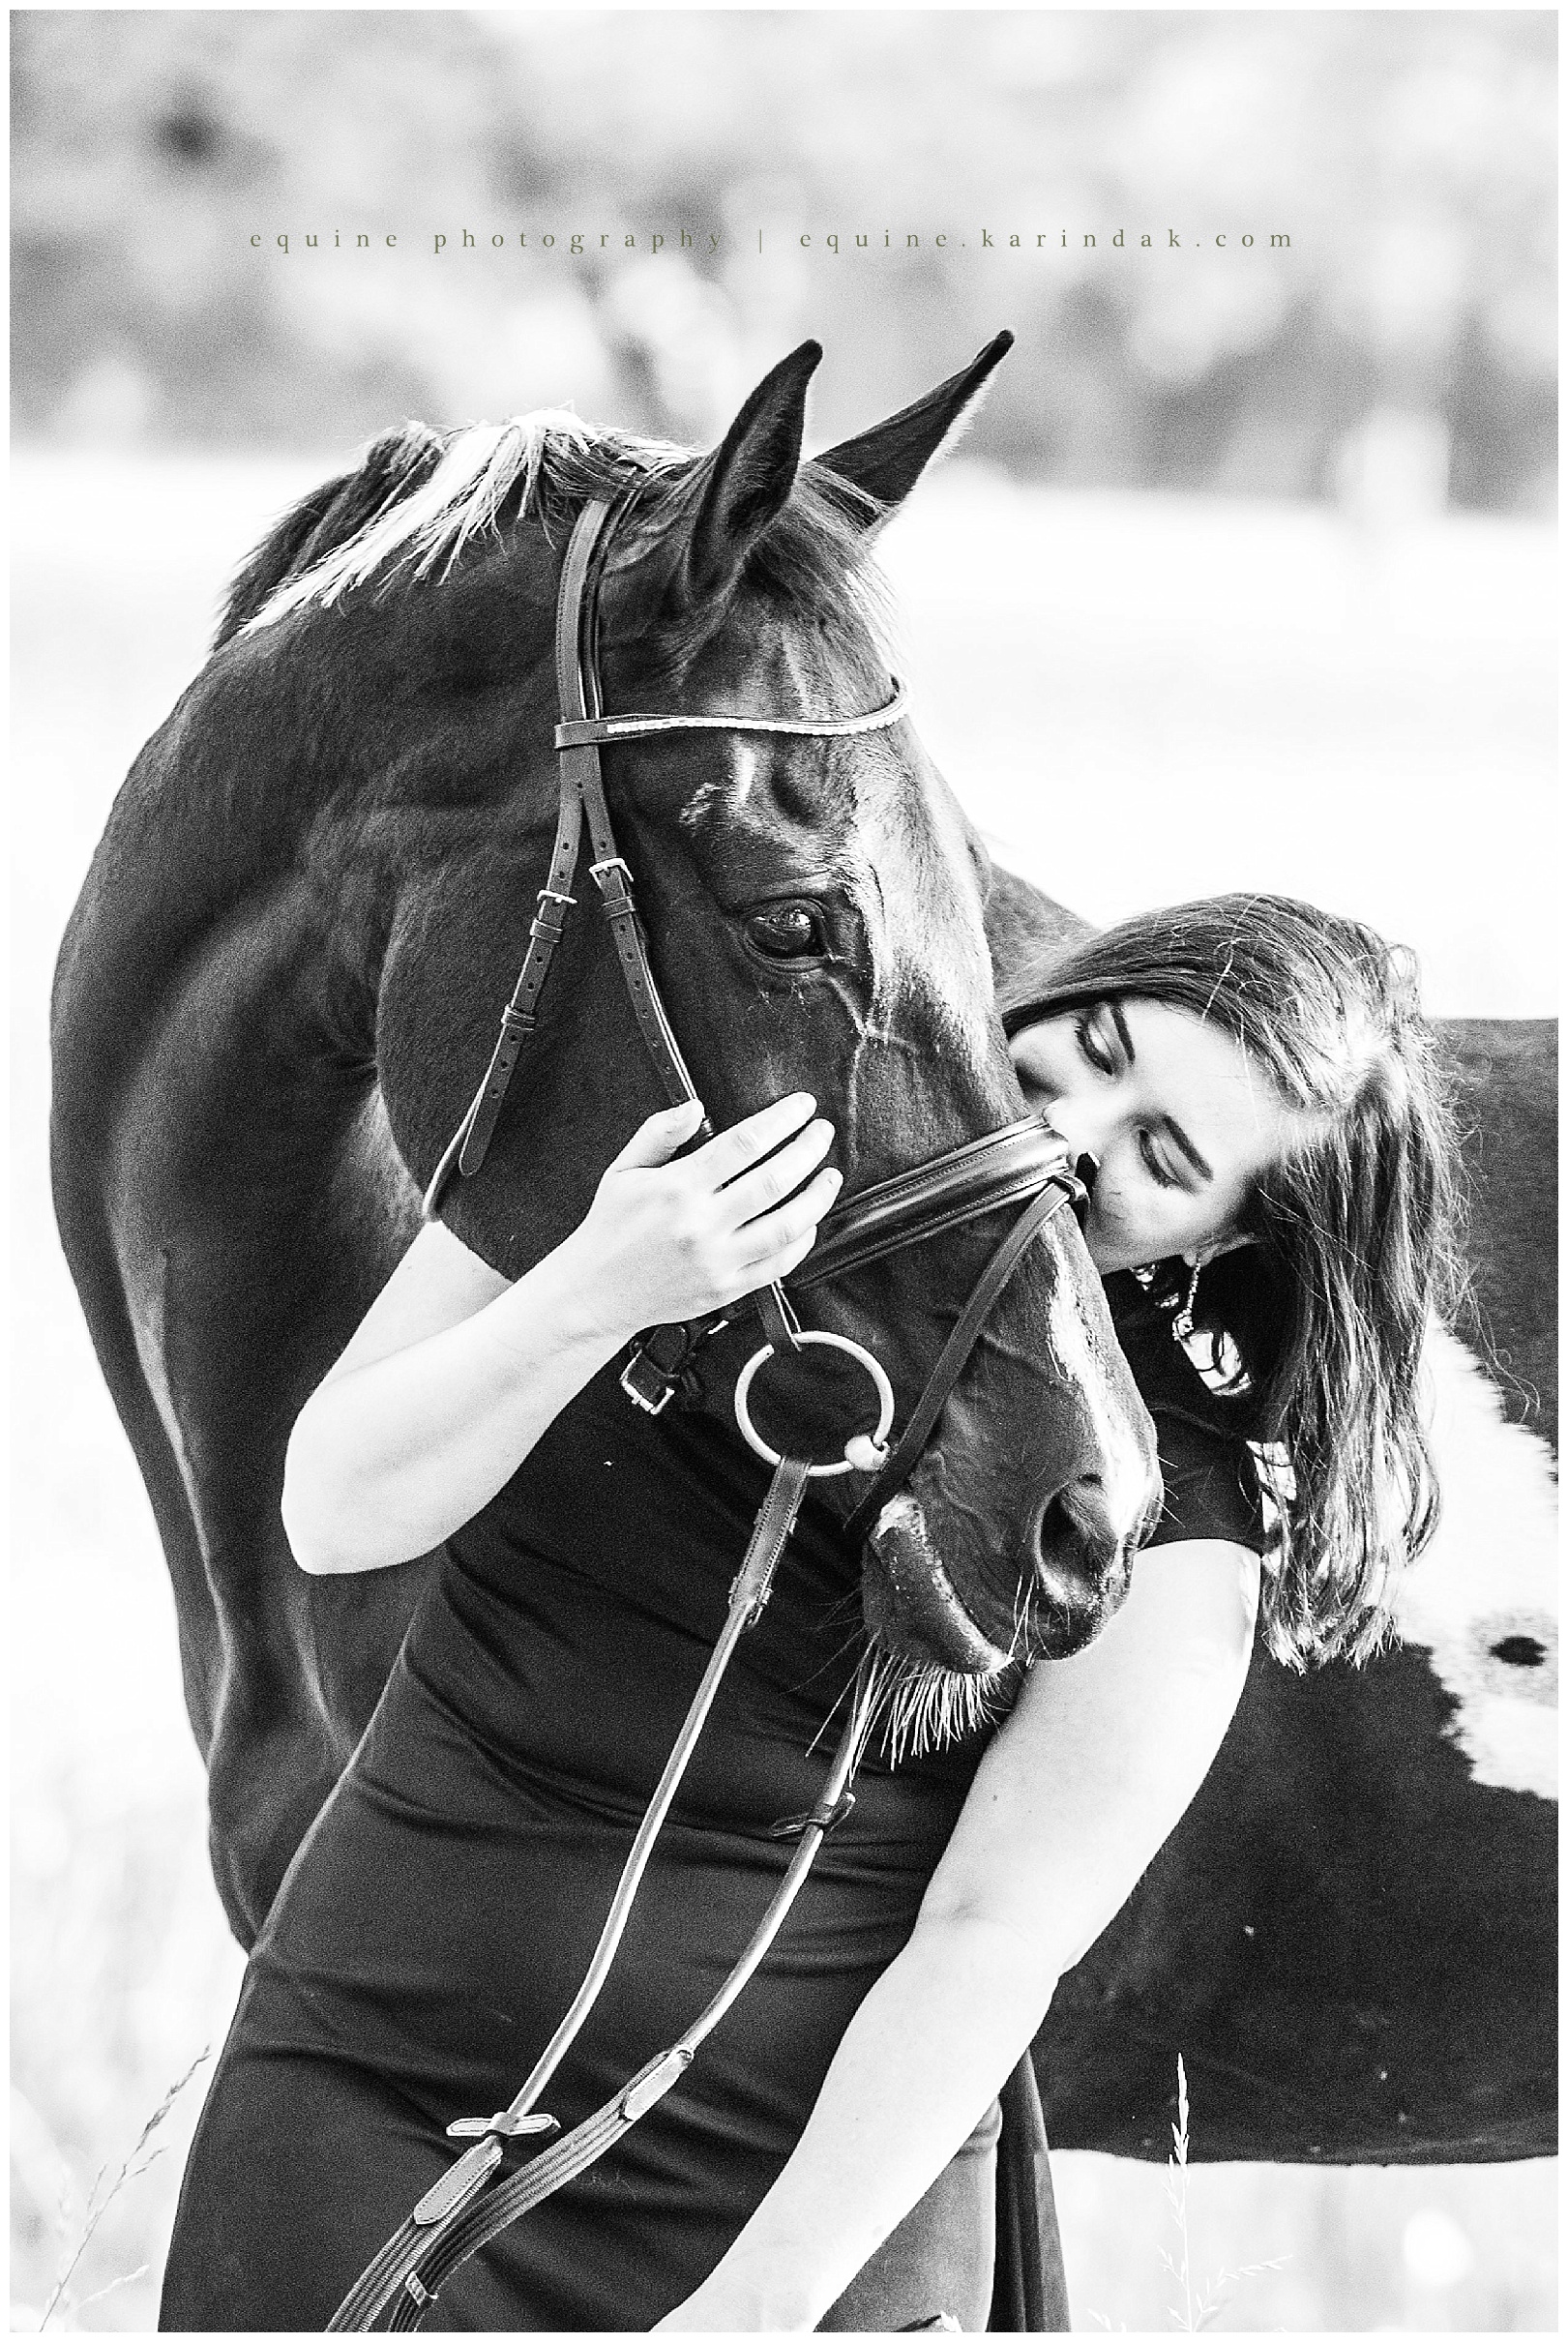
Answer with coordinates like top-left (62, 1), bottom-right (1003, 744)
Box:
top-left (447, 498), bottom-right (625, 1188)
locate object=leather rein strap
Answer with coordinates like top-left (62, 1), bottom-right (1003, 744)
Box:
top-left (329, 1451), bottom-right (855, 2333)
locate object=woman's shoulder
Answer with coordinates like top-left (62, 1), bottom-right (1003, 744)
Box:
top-left (1103, 1272), bottom-right (1265, 1555)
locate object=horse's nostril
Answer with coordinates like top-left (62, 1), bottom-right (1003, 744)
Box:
top-left (1029, 1479), bottom-right (1122, 1608)
top-left (1050, 1476), bottom-right (1121, 1559)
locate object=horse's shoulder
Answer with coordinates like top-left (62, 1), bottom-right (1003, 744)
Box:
top-left (983, 862), bottom-right (1091, 992)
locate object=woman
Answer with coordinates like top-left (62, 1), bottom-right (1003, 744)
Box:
top-left (160, 894), bottom-right (1460, 2334)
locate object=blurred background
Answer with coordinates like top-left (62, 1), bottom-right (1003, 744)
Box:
top-left (13, 7), bottom-right (1557, 508)
top-left (12, 8), bottom-right (1556, 2330)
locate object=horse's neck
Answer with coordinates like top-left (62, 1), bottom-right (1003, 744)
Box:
top-left (984, 864), bottom-right (1092, 988)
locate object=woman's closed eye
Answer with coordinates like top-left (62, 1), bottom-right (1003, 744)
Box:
top-left (1138, 1129), bottom-right (1185, 1190)
top-left (1076, 1009), bottom-right (1122, 1076)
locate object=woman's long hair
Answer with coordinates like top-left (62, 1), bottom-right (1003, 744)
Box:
top-left (1001, 895), bottom-right (1466, 1668)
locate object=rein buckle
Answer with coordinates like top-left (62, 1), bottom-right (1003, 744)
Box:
top-left (768, 1791), bottom-right (857, 1841)
top-left (445, 2108), bottom-right (559, 2141)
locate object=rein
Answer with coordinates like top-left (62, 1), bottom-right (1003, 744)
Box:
top-left (335, 490), bottom-right (1085, 2329)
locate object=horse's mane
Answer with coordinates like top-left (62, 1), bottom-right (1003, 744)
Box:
top-left (217, 413), bottom-right (891, 658)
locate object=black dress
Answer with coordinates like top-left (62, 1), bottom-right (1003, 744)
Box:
top-left (160, 1276), bottom-right (1260, 2333)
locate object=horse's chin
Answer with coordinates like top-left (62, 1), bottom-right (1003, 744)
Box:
top-left (860, 1494), bottom-right (1015, 1677)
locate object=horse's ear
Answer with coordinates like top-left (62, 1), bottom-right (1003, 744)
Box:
top-left (811, 332), bottom-right (1015, 521)
top-left (663, 341), bottom-right (822, 611)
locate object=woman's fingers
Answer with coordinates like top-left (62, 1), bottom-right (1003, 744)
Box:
top-left (743, 1227), bottom-right (822, 1290)
top-left (732, 1167), bottom-right (843, 1276)
top-left (683, 1092), bottom-right (820, 1189)
top-left (586, 1095), bottom-right (843, 1324)
top-left (729, 1227), bottom-right (819, 1299)
top-left (606, 1097), bottom-right (706, 1171)
top-left (723, 1118), bottom-right (837, 1224)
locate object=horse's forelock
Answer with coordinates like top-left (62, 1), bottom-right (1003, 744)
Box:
top-left (217, 423), bottom-right (445, 647)
top-left (238, 414), bottom-right (583, 637)
top-left (232, 414), bottom-right (689, 640)
top-left (228, 410), bottom-right (896, 680)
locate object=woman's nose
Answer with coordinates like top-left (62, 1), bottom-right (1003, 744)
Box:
top-left (1038, 1095), bottom-right (1102, 1163)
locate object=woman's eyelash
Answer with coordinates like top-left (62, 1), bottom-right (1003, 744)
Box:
top-left (1139, 1130), bottom-right (1181, 1189)
top-left (1076, 1013), bottom-right (1115, 1073)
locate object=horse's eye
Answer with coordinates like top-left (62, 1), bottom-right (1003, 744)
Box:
top-left (745, 902), bottom-right (827, 962)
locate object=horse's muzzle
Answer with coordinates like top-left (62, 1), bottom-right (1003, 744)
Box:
top-left (1024, 1471), bottom-right (1149, 1658)
top-left (861, 1451), bottom-right (1160, 1676)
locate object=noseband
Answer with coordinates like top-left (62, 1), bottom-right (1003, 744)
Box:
top-left (336, 486), bottom-right (1088, 2328)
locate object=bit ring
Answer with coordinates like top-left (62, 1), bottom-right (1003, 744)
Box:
top-left (733, 1331), bottom-right (895, 1479)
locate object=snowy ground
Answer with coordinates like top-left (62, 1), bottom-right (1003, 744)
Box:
top-left (11, 451), bottom-right (1555, 2329)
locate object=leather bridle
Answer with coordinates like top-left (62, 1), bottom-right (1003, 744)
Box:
top-left (333, 483), bottom-right (1089, 2329)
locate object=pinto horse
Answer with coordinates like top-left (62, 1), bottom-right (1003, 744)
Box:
top-left (50, 339), bottom-right (1159, 1953)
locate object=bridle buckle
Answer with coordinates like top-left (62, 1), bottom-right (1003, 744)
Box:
top-left (619, 1350), bottom-right (677, 1415)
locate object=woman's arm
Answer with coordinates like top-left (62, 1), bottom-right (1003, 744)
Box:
top-left (656, 1538), bottom-right (1260, 2332)
top-left (282, 1093), bottom-right (839, 1574)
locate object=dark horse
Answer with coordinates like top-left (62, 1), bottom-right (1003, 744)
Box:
top-left (52, 342), bottom-right (1554, 2181)
top-left (50, 338), bottom-right (1159, 1954)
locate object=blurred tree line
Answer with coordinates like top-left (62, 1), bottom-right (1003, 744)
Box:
top-left (12, 9), bottom-right (1555, 511)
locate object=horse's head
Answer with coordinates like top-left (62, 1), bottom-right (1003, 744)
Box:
top-left (232, 339), bottom-right (1160, 1716)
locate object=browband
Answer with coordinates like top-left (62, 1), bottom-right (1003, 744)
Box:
top-left (554, 686), bottom-right (907, 749)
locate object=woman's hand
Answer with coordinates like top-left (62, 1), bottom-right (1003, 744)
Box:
top-left (281, 1091), bottom-right (840, 1574)
top-left (555, 1093), bottom-right (842, 1345)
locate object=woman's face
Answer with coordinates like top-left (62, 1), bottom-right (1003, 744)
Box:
top-left (1009, 999), bottom-right (1306, 1275)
